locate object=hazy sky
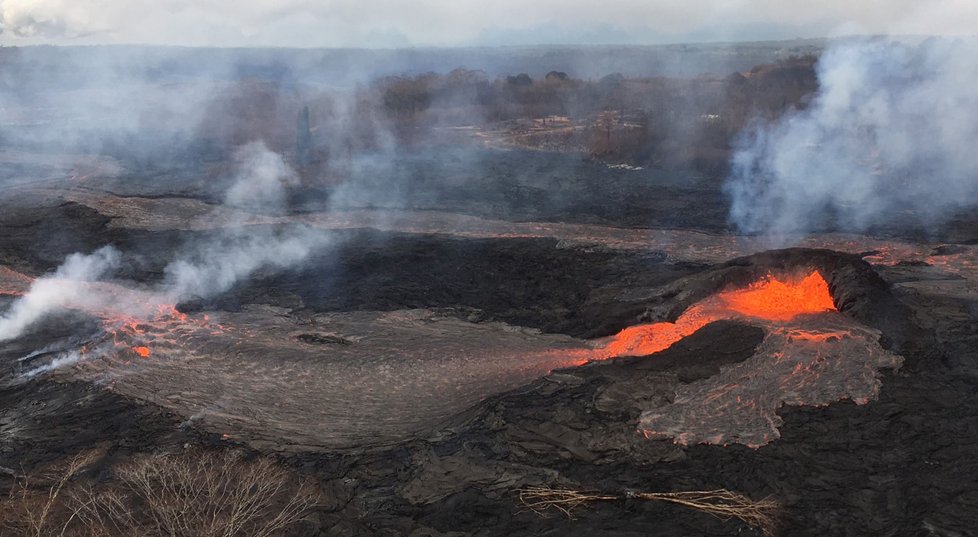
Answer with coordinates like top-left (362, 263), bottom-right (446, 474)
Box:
top-left (0, 0), bottom-right (976, 48)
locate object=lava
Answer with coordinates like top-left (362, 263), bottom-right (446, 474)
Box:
top-left (638, 320), bottom-right (902, 447)
top-left (77, 301), bottom-right (211, 369)
top-left (601, 270), bottom-right (902, 448)
top-left (720, 271), bottom-right (835, 320)
top-left (598, 304), bottom-right (714, 358)
top-left (598, 271), bottom-right (836, 358)
top-left (155, 304), bottom-right (188, 322)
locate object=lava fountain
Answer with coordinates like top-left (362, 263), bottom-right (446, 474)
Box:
top-left (597, 271), bottom-right (836, 359)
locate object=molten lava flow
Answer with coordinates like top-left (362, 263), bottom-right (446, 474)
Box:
top-left (719, 271), bottom-right (835, 321)
top-left (155, 304), bottom-right (188, 322)
top-left (92, 303), bottom-right (204, 366)
top-left (599, 303), bottom-right (714, 358)
top-left (606, 271), bottom-right (901, 449)
top-left (599, 271), bottom-right (836, 359)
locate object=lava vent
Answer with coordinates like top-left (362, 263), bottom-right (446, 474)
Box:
top-left (596, 270), bottom-right (904, 448)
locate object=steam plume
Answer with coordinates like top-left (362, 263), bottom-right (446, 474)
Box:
top-left (726, 38), bottom-right (978, 237)
top-left (0, 246), bottom-right (120, 342)
top-left (163, 229), bottom-right (322, 300)
top-left (0, 143), bottom-right (324, 346)
top-left (22, 350), bottom-right (83, 378)
top-left (224, 142), bottom-right (299, 212)
top-left (163, 142), bottom-right (323, 301)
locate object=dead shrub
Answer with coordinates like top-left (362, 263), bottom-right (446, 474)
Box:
top-left (519, 485), bottom-right (780, 536)
top-left (0, 450), bottom-right (100, 537)
top-left (0, 449), bottom-right (319, 537)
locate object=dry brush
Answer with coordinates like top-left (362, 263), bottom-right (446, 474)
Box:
top-left (519, 485), bottom-right (780, 536)
top-left (0, 449), bottom-right (319, 537)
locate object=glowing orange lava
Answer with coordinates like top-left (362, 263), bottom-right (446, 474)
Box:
top-left (720, 271), bottom-right (836, 321)
top-left (155, 304), bottom-right (188, 322)
top-left (97, 305), bottom-right (195, 361)
top-left (599, 271), bottom-right (836, 358)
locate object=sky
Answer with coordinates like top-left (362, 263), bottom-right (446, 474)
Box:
top-left (0, 0), bottom-right (976, 48)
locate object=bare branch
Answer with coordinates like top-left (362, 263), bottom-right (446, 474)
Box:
top-left (518, 485), bottom-right (780, 536)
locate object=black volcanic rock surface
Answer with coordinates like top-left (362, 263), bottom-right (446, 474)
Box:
top-left (199, 233), bottom-right (701, 339)
top-left (1, 157), bottom-right (977, 536)
top-left (285, 249), bottom-right (978, 537)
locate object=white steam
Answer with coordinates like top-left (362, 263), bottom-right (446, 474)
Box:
top-left (0, 246), bottom-right (120, 342)
top-left (163, 229), bottom-right (322, 300)
top-left (0, 144), bottom-right (324, 345)
top-left (224, 142), bottom-right (299, 212)
top-left (726, 38), bottom-right (978, 237)
top-left (22, 350), bottom-right (83, 378)
top-left (163, 142), bottom-right (321, 301)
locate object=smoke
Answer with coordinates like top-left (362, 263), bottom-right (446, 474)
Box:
top-left (0, 143), bottom-right (325, 344)
top-left (224, 142), bottom-right (299, 212)
top-left (726, 37), bottom-right (978, 238)
top-left (162, 142), bottom-right (323, 301)
top-left (0, 246), bottom-right (119, 342)
top-left (21, 350), bottom-right (82, 378)
top-left (163, 229), bottom-right (323, 300)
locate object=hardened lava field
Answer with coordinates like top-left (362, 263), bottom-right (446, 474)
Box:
top-left (2, 42), bottom-right (978, 537)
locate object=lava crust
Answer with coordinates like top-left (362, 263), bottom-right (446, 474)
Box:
top-left (0, 171), bottom-right (975, 537)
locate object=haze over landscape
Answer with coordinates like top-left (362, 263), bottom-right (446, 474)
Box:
top-left (1, 2), bottom-right (978, 537)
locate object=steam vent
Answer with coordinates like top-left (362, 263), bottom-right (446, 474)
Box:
top-left (2, 36), bottom-right (978, 537)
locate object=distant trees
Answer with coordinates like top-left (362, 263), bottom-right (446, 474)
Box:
top-left (585, 110), bottom-right (654, 164)
top-left (150, 49), bottom-right (822, 184)
top-left (261, 56), bottom-right (819, 179)
top-left (354, 57), bottom-right (817, 171)
top-left (381, 74), bottom-right (435, 118)
top-left (198, 78), bottom-right (294, 151)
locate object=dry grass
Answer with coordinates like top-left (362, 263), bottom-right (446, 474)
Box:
top-left (519, 485), bottom-right (780, 536)
top-left (0, 449), bottom-right (319, 537)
